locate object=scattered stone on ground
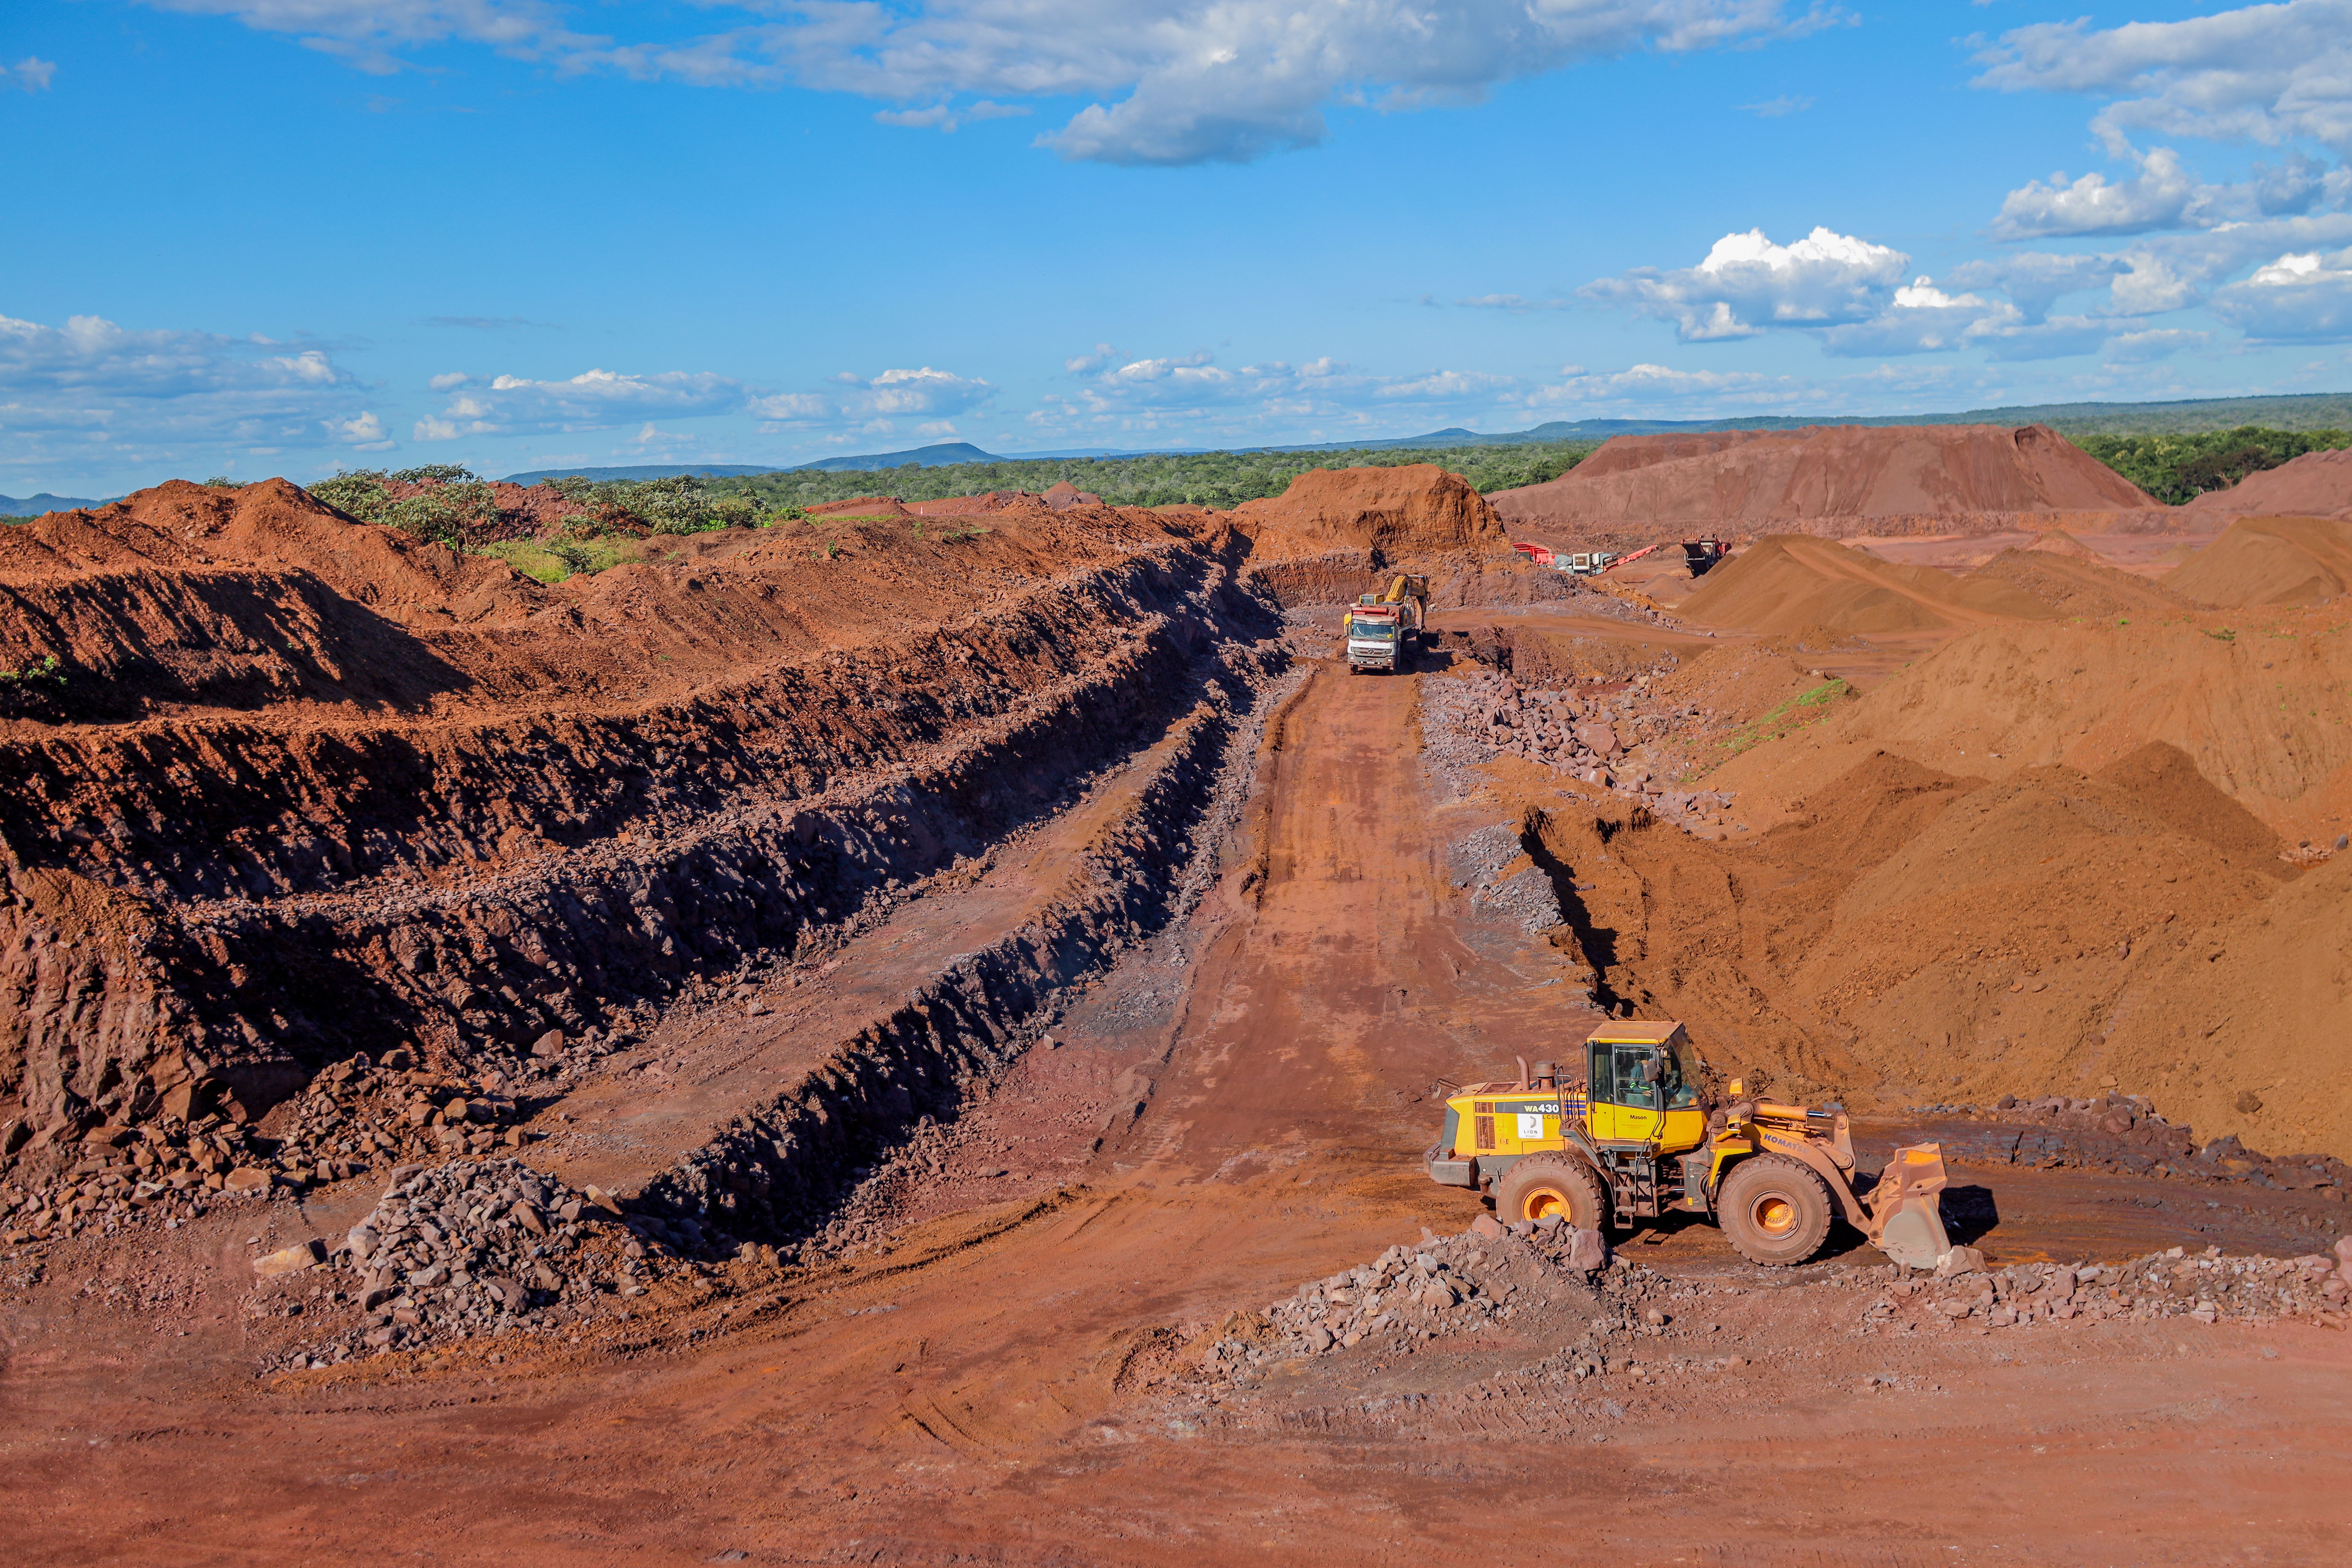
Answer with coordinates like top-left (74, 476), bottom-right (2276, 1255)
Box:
top-left (269, 1157), bottom-right (723, 1372)
top-left (0, 1053), bottom-right (549, 1253)
top-left (1420, 668), bottom-right (1740, 830)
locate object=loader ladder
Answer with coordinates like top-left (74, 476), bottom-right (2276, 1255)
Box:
top-left (1598, 1147), bottom-right (1664, 1219)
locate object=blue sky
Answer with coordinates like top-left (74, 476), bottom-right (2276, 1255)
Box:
top-left (5, 1), bottom-right (2352, 494)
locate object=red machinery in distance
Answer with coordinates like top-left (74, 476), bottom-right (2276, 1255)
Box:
top-left (1509, 539), bottom-right (1731, 576)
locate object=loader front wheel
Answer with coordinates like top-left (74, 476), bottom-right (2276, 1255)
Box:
top-left (1493, 1156), bottom-right (1608, 1231)
top-left (1717, 1155), bottom-right (1834, 1267)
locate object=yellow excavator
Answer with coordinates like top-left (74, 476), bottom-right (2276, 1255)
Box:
top-left (1424, 1020), bottom-right (1952, 1268)
top-left (1341, 574), bottom-right (1429, 674)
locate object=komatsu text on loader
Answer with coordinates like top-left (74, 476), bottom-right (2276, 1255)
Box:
top-left (1423, 1020), bottom-right (1952, 1268)
top-left (1341, 574), bottom-right (1428, 673)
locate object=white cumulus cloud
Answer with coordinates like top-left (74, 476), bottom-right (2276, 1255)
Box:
top-left (1021, 343), bottom-right (1527, 442)
top-left (2211, 247), bottom-right (2352, 341)
top-left (1584, 225), bottom-right (1910, 341)
top-left (1991, 146), bottom-right (2211, 240)
top-left (1974, 1), bottom-right (2352, 158)
top-left (0, 312), bottom-right (370, 475)
top-left (413, 366), bottom-right (750, 440)
top-left (749, 366), bottom-right (995, 430)
top-left (148, 0), bottom-right (1836, 165)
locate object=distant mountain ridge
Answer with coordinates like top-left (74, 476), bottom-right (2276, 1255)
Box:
top-left (489, 390), bottom-right (2352, 486)
top-left (2, 491), bottom-right (107, 516)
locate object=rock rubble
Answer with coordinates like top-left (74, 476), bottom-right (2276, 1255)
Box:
top-left (268, 1157), bottom-right (691, 1372)
top-left (1422, 670), bottom-right (1740, 828)
top-left (0, 1052), bottom-right (538, 1252)
top-left (1863, 1238), bottom-right (2352, 1333)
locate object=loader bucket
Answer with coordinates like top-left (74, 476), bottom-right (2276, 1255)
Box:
top-left (1863, 1142), bottom-right (1951, 1270)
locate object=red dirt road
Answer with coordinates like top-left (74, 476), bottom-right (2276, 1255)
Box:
top-left (4, 653), bottom-right (2349, 1566)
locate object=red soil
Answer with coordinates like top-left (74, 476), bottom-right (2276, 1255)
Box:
top-left (2165, 514), bottom-right (2352, 606)
top-left (0, 477), bottom-right (1268, 1140)
top-left (1678, 533), bottom-right (2057, 634)
top-left (1491, 423), bottom-right (2169, 543)
top-left (8, 459), bottom-right (2352, 1567)
top-left (2183, 447), bottom-right (2352, 520)
top-left (806, 494), bottom-right (909, 516)
top-left (1232, 462), bottom-right (1508, 558)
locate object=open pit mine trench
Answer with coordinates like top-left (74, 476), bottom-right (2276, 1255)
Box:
top-left (6, 629), bottom-right (2352, 1568)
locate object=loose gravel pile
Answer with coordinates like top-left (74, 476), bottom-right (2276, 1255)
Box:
top-left (263, 1157), bottom-right (685, 1372)
top-left (0, 1053), bottom-right (546, 1254)
top-left (1865, 1238), bottom-right (2352, 1334)
top-left (1181, 1222), bottom-right (2352, 1399)
top-left (1421, 670), bottom-right (1740, 827)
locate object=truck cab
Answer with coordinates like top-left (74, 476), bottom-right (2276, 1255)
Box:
top-left (1342, 598), bottom-right (1405, 671)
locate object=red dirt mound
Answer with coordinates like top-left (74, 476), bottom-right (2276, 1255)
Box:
top-left (1969, 548), bottom-right (2188, 619)
top-left (2182, 447), bottom-right (2352, 520)
top-left (2163, 515), bottom-right (2352, 607)
top-left (1678, 534), bottom-right (2056, 634)
top-left (808, 495), bottom-right (909, 517)
top-left (2028, 528), bottom-right (2099, 558)
top-left (1707, 609), bottom-right (2352, 844)
top-left (1489, 424), bottom-right (2167, 543)
top-left (1042, 481), bottom-right (1104, 510)
top-left (1536, 738), bottom-right (2352, 1155)
top-left (0, 478), bottom-right (531, 613)
top-left (1232, 464), bottom-right (1508, 559)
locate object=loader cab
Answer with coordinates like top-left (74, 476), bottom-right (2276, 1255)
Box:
top-left (1585, 1022), bottom-right (1708, 1154)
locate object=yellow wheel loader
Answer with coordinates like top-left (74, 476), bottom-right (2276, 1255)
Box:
top-left (1423, 1020), bottom-right (1952, 1269)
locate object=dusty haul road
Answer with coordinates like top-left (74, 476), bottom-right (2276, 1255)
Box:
top-left (6, 649), bottom-right (2351, 1568)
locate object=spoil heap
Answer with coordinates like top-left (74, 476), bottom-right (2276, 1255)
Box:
top-left (1490, 424), bottom-right (2167, 545)
top-left (1678, 534), bottom-right (2056, 635)
top-left (1969, 546), bottom-right (2189, 619)
top-left (1530, 739), bottom-right (2352, 1157)
top-left (2182, 447), bottom-right (2352, 521)
top-left (1232, 464), bottom-right (1570, 608)
top-left (1708, 610), bottom-right (2352, 817)
top-left (1257, 1216), bottom-right (1611, 1364)
top-left (2164, 514), bottom-right (2352, 606)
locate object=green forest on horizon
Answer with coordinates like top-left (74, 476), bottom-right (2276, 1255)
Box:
top-left (718, 443), bottom-right (1597, 511)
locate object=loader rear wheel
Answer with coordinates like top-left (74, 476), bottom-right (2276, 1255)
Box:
top-left (1717, 1155), bottom-right (1834, 1267)
top-left (1493, 1156), bottom-right (1607, 1231)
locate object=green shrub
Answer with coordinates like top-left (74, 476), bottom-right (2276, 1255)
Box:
top-left (479, 539), bottom-right (571, 583)
top-left (711, 441), bottom-right (1600, 513)
top-left (2077, 426), bottom-right (2352, 505)
top-left (0, 653), bottom-right (67, 720)
top-left (310, 471), bottom-right (391, 519)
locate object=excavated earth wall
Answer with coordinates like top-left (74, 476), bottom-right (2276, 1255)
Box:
top-left (635, 670), bottom-right (1284, 1245)
top-left (1, 491), bottom-right (1283, 1148)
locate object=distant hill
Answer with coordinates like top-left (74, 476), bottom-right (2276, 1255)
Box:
top-left (1, 491), bottom-right (105, 516)
top-left (505, 443), bottom-right (1005, 484)
top-left (788, 441), bottom-right (998, 473)
top-left (496, 391), bottom-right (2352, 488)
top-left (1279, 393), bottom-right (2352, 450)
